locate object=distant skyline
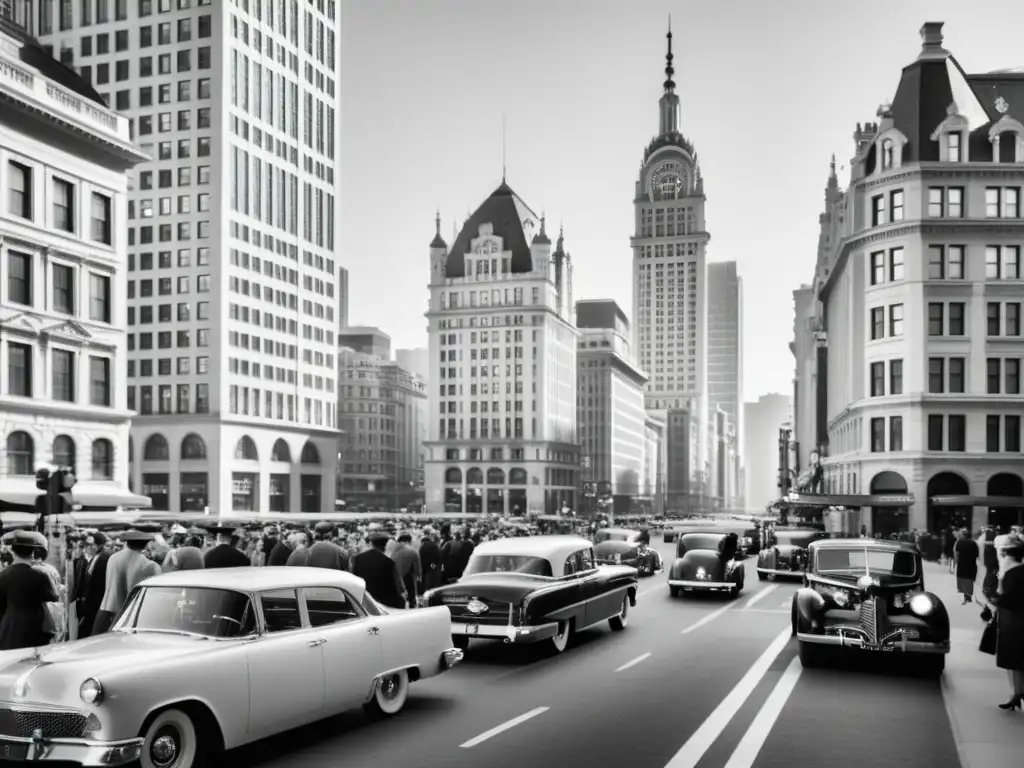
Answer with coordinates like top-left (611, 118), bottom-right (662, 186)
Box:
top-left (339, 0), bottom-right (1024, 401)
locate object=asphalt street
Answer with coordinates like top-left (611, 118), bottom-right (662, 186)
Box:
top-left (235, 538), bottom-right (963, 768)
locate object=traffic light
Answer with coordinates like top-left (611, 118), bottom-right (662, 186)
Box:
top-left (34, 467), bottom-right (77, 531)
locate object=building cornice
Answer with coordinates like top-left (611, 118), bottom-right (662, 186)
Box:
top-left (1, 230), bottom-right (125, 274)
top-left (0, 395), bottom-right (132, 424)
top-left (629, 232), bottom-right (710, 246)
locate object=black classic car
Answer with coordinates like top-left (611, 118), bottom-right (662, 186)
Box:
top-left (593, 527), bottom-right (663, 576)
top-left (420, 535), bottom-right (639, 654)
top-left (756, 527), bottom-right (826, 580)
top-left (737, 528), bottom-right (761, 558)
top-left (667, 531), bottom-right (745, 598)
top-left (792, 539), bottom-right (950, 677)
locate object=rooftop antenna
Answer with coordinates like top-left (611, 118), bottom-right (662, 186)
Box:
top-left (501, 113), bottom-right (507, 183)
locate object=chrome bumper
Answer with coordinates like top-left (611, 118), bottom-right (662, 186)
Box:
top-left (451, 621), bottom-right (559, 643)
top-left (0, 734), bottom-right (143, 765)
top-left (797, 631), bottom-right (950, 654)
top-left (442, 647), bottom-right (464, 669)
top-left (668, 579), bottom-right (735, 590)
top-left (756, 567), bottom-right (802, 576)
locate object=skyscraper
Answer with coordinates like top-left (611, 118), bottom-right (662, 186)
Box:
top-left (707, 260), bottom-right (743, 470)
top-left (632, 21), bottom-right (711, 498)
top-left (36, 0), bottom-right (343, 514)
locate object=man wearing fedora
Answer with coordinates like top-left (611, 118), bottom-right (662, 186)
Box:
top-left (352, 534), bottom-right (407, 610)
top-left (307, 521), bottom-right (349, 570)
top-left (0, 530), bottom-right (58, 650)
top-left (204, 525), bottom-right (250, 569)
top-left (92, 530), bottom-right (161, 635)
top-left (74, 532), bottom-right (111, 639)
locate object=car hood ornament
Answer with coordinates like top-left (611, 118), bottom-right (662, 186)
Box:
top-left (466, 599), bottom-right (489, 615)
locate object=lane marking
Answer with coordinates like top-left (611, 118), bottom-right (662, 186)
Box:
top-left (615, 652), bottom-right (652, 672)
top-left (459, 707), bottom-right (550, 749)
top-left (745, 609), bottom-right (789, 614)
top-left (744, 585), bottom-right (777, 609)
top-left (722, 655), bottom-right (802, 768)
top-left (663, 626), bottom-right (792, 768)
top-left (778, 598), bottom-right (791, 608)
top-left (680, 601), bottom-right (735, 635)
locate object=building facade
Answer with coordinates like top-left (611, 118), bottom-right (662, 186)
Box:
top-left (337, 347), bottom-right (425, 510)
top-left (35, 0), bottom-right (343, 513)
top-left (576, 299), bottom-right (654, 516)
top-left (632, 25), bottom-right (710, 482)
top-left (795, 21), bottom-right (1024, 534)
top-left (395, 346), bottom-right (429, 496)
top-left (744, 393), bottom-right (792, 511)
top-left (424, 190), bottom-right (580, 516)
top-left (339, 326), bottom-right (390, 359)
top-left (707, 260), bottom-right (743, 500)
top-left (0, 10), bottom-right (150, 511)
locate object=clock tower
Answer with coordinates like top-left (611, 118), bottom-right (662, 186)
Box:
top-left (631, 21), bottom-right (711, 511)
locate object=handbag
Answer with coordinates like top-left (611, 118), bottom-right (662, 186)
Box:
top-left (979, 619), bottom-right (997, 655)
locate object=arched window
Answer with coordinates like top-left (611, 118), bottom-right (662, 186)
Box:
top-left (92, 439), bottom-right (114, 480)
top-left (52, 435), bottom-right (76, 470)
top-left (300, 441), bottom-right (320, 464)
top-left (6, 431), bottom-right (34, 476)
top-left (234, 436), bottom-right (258, 460)
top-left (445, 468), bottom-right (463, 484)
top-left (487, 468), bottom-right (505, 485)
top-left (271, 439), bottom-right (292, 462)
top-left (466, 467), bottom-right (483, 485)
top-left (181, 433), bottom-right (207, 460)
top-left (881, 139), bottom-right (894, 170)
top-left (143, 434), bottom-right (170, 460)
top-left (509, 468), bottom-right (528, 485)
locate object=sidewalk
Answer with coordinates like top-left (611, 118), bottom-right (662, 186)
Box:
top-left (924, 560), bottom-right (1024, 768)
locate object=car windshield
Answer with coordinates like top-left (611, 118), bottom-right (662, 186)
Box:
top-left (464, 555), bottom-right (553, 577)
top-left (114, 586), bottom-right (257, 638)
top-left (680, 534), bottom-right (723, 551)
top-left (595, 531), bottom-right (631, 543)
top-left (815, 547), bottom-right (917, 577)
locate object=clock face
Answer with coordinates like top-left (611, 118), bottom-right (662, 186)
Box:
top-left (650, 161), bottom-right (686, 199)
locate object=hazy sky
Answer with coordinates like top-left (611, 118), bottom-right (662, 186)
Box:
top-left (339, 0), bottom-right (1024, 402)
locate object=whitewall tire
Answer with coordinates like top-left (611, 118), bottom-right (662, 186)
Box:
top-left (369, 670), bottom-right (409, 716)
top-left (140, 708), bottom-right (199, 768)
top-left (550, 621), bottom-right (570, 653)
top-left (609, 595), bottom-right (630, 631)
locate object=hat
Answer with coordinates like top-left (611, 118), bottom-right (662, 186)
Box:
top-left (121, 529), bottom-right (154, 542)
top-left (369, 533), bottom-right (390, 546)
top-left (1001, 532), bottom-right (1024, 553)
top-left (314, 521), bottom-right (335, 535)
top-left (3, 530), bottom-right (48, 550)
top-left (208, 525), bottom-right (240, 537)
top-left (87, 532), bottom-right (108, 547)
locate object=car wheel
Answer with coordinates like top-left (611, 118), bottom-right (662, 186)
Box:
top-left (798, 640), bottom-right (824, 669)
top-left (365, 669), bottom-right (410, 717)
top-left (452, 635), bottom-right (469, 651)
top-left (757, 571), bottom-right (767, 581)
top-left (140, 708), bottom-right (200, 768)
top-left (550, 621), bottom-right (571, 654)
top-left (669, 585), bottom-right (681, 598)
top-left (730, 585), bottom-right (740, 599)
top-left (609, 595), bottom-right (630, 631)
top-left (918, 654), bottom-right (945, 679)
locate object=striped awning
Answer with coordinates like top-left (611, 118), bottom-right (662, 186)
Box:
top-left (782, 493), bottom-right (914, 508)
top-left (930, 495), bottom-right (1024, 508)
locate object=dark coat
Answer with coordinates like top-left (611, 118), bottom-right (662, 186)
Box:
top-left (954, 538), bottom-right (979, 581)
top-left (204, 544), bottom-right (250, 569)
top-left (0, 563), bottom-right (58, 650)
top-left (78, 552), bottom-right (111, 639)
top-left (352, 548), bottom-right (405, 609)
top-left (995, 564), bottom-right (1024, 671)
top-left (419, 539), bottom-right (443, 591)
top-left (307, 541), bottom-right (349, 571)
top-left (266, 541), bottom-right (293, 566)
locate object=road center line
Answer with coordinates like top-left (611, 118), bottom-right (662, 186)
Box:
top-left (723, 656), bottom-right (802, 768)
top-left (744, 585), bottom-right (777, 609)
top-left (662, 626), bottom-right (792, 768)
top-left (680, 602), bottom-right (735, 635)
top-left (459, 707), bottom-right (550, 749)
top-left (615, 652), bottom-right (652, 672)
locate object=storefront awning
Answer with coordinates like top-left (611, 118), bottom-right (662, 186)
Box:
top-left (782, 493), bottom-right (915, 508)
top-left (69, 483), bottom-right (152, 510)
top-left (0, 477), bottom-right (42, 512)
top-left (930, 495), bottom-right (1024, 508)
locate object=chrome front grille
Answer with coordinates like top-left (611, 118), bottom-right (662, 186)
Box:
top-left (0, 707), bottom-right (87, 738)
top-left (859, 597), bottom-right (884, 646)
top-left (447, 601), bottom-right (512, 625)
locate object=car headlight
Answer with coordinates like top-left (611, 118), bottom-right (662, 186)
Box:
top-left (813, 584), bottom-right (854, 607)
top-left (908, 593), bottom-right (935, 616)
top-left (892, 590), bottom-right (913, 609)
top-left (614, 553), bottom-right (622, 563)
top-left (80, 678), bottom-right (104, 705)
top-left (696, 566), bottom-right (707, 580)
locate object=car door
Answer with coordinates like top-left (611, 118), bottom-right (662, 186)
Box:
top-left (302, 587), bottom-right (384, 713)
top-left (570, 548), bottom-right (605, 627)
top-left (245, 589), bottom-right (327, 737)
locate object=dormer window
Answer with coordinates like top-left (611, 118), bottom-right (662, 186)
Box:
top-left (882, 140), bottom-right (894, 170)
top-left (947, 132), bottom-right (962, 163)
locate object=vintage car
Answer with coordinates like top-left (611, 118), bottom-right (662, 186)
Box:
top-left (756, 526), bottom-right (827, 580)
top-left (737, 528), bottom-right (761, 558)
top-left (792, 539), bottom-right (950, 677)
top-left (420, 535), bottom-right (639, 654)
top-left (667, 531), bottom-right (745, 598)
top-left (0, 567), bottom-right (461, 767)
top-left (593, 528), bottom-right (663, 576)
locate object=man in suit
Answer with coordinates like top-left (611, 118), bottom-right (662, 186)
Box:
top-left (92, 530), bottom-right (161, 635)
top-left (75, 532), bottom-right (111, 639)
top-left (419, 527), bottom-right (443, 592)
top-left (203, 526), bottom-right (250, 569)
top-left (307, 522), bottom-right (349, 570)
top-left (352, 534), bottom-right (406, 610)
top-left (392, 533), bottom-right (422, 606)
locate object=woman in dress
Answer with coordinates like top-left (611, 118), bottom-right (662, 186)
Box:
top-left (0, 531), bottom-right (59, 650)
top-left (954, 528), bottom-right (979, 605)
top-left (249, 538), bottom-right (266, 567)
top-left (988, 533), bottom-right (1024, 710)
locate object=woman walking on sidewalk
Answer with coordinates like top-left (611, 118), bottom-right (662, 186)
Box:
top-left (954, 528), bottom-right (979, 605)
top-left (982, 532), bottom-right (1024, 710)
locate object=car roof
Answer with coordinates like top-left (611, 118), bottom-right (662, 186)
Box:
top-left (601, 528), bottom-right (639, 536)
top-left (810, 538), bottom-right (918, 552)
top-left (141, 566), bottom-right (367, 600)
top-left (679, 529), bottom-right (725, 537)
top-left (471, 535), bottom-right (594, 567)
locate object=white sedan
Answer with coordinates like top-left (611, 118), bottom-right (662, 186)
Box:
top-left (0, 567), bottom-right (462, 768)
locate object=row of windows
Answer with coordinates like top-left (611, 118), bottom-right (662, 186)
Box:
top-left (227, 385), bottom-right (334, 428)
top-left (7, 343), bottom-right (111, 405)
top-left (127, 382), bottom-right (208, 414)
top-left (6, 161), bottom-right (113, 244)
top-left (6, 251), bottom-right (112, 322)
top-left (5, 431), bottom-right (114, 479)
top-left (128, 248), bottom-right (209, 272)
top-left (444, 448), bottom-right (526, 462)
top-left (77, 11), bottom-right (210, 52)
top-left (869, 301), bottom-right (1024, 339)
top-left (872, 185), bottom-right (1024, 226)
top-left (872, 245), bottom-right (1021, 285)
top-left (128, 355), bottom-right (207, 377)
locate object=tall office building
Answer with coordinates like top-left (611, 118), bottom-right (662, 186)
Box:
top-left (339, 326), bottom-right (390, 359)
top-left (395, 347), bottom-right (428, 380)
top-left (36, 0), bottom-right (343, 514)
top-left (425, 191), bottom-right (580, 516)
top-left (707, 261), bottom-right (743, 461)
top-left (0, 7), bottom-right (149, 511)
top-left (744, 393), bottom-right (792, 511)
top-left (631, 23), bottom-right (710, 473)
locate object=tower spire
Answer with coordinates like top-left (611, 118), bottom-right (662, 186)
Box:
top-left (664, 15), bottom-right (675, 93)
top-left (501, 114), bottom-right (507, 183)
top-left (657, 17), bottom-right (681, 137)
top-left (435, 207), bottom-right (441, 236)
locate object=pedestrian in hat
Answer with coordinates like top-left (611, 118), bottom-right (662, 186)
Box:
top-left (285, 531), bottom-right (314, 567)
top-left (307, 522), bottom-right (349, 571)
top-left (419, 528), bottom-right (442, 592)
top-left (393, 533), bottom-right (422, 606)
top-left (92, 530), bottom-right (161, 635)
top-left (352, 534), bottom-right (406, 610)
top-left (75, 532), bottom-right (111, 639)
top-left (0, 531), bottom-right (59, 650)
top-left (203, 526), bottom-right (250, 569)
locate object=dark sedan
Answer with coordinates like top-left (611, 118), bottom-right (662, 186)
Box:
top-left (419, 535), bottom-right (639, 655)
top-left (667, 531), bottom-right (745, 598)
top-left (756, 527), bottom-right (826, 580)
top-left (593, 528), bottom-right (663, 576)
top-left (792, 539), bottom-right (949, 677)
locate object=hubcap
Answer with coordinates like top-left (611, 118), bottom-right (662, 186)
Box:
top-left (380, 675), bottom-right (399, 701)
top-left (150, 727), bottom-right (179, 768)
